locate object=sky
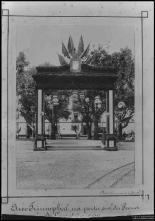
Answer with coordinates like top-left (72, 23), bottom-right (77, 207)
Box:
top-left (16, 21), bottom-right (135, 67)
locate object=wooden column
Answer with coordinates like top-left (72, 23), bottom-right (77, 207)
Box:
top-left (109, 90), bottom-right (114, 147)
top-left (34, 89), bottom-right (45, 149)
top-left (37, 89), bottom-right (43, 135)
top-left (106, 91), bottom-right (109, 134)
top-left (104, 90), bottom-right (117, 150)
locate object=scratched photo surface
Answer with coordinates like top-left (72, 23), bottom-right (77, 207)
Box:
top-left (15, 21), bottom-right (135, 190)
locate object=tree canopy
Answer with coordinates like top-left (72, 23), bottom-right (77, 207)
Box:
top-left (16, 53), bottom-right (71, 129)
top-left (16, 52), bottom-right (36, 126)
top-left (86, 46), bottom-right (135, 138)
top-left (87, 47), bottom-right (134, 109)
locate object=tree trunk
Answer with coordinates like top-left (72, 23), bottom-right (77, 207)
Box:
top-left (51, 122), bottom-right (56, 139)
top-left (94, 119), bottom-right (99, 140)
top-left (86, 121), bottom-right (92, 139)
top-left (88, 123), bottom-right (92, 139)
top-left (118, 123), bottom-right (123, 140)
top-left (26, 125), bottom-right (31, 138)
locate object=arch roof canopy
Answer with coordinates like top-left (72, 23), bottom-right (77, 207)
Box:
top-left (33, 64), bottom-right (118, 90)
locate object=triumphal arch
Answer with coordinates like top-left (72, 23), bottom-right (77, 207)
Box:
top-left (33, 58), bottom-right (118, 151)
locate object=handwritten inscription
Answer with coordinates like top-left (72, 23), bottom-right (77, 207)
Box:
top-left (10, 201), bottom-right (140, 217)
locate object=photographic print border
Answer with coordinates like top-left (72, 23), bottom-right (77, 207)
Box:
top-left (1, 9), bottom-right (149, 204)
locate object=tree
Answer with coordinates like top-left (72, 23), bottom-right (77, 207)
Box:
top-left (16, 51), bottom-right (29, 73)
top-left (16, 52), bottom-right (36, 137)
top-left (72, 90), bottom-right (106, 139)
top-left (16, 53), bottom-right (71, 138)
top-left (112, 48), bottom-right (134, 139)
top-left (87, 46), bottom-right (135, 139)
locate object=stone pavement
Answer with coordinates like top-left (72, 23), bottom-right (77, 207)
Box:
top-left (16, 140), bottom-right (135, 189)
top-left (46, 139), bottom-right (104, 149)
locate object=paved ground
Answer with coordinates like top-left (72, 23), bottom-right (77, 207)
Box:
top-left (16, 140), bottom-right (135, 189)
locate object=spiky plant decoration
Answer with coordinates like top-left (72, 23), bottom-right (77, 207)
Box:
top-left (58, 35), bottom-right (90, 66)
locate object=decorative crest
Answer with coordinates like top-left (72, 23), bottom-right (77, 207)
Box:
top-left (58, 35), bottom-right (91, 71)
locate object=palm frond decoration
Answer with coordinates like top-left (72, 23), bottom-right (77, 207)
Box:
top-left (68, 36), bottom-right (75, 56)
top-left (62, 42), bottom-right (70, 59)
top-left (58, 36), bottom-right (91, 65)
top-left (58, 54), bottom-right (68, 65)
top-left (81, 43), bottom-right (90, 59)
top-left (77, 35), bottom-right (84, 56)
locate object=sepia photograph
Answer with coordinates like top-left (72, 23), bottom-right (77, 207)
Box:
top-left (2, 1), bottom-right (154, 219)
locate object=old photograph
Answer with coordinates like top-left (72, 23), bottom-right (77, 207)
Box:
top-left (2, 2), bottom-right (154, 219)
top-left (16, 23), bottom-right (135, 190)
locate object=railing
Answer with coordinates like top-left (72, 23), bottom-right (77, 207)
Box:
top-left (16, 121), bottom-right (135, 141)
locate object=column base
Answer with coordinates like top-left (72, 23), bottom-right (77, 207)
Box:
top-left (104, 146), bottom-right (118, 151)
top-left (34, 147), bottom-right (46, 151)
top-left (103, 134), bottom-right (118, 151)
top-left (34, 135), bottom-right (46, 151)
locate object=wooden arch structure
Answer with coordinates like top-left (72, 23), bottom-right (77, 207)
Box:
top-left (32, 63), bottom-right (118, 151)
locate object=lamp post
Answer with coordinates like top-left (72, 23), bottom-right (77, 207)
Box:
top-left (79, 92), bottom-right (85, 101)
top-left (118, 101), bottom-right (126, 110)
top-left (46, 95), bottom-right (59, 139)
top-left (117, 101), bottom-right (126, 140)
top-left (82, 96), bottom-right (92, 139)
top-left (94, 96), bottom-right (102, 140)
top-left (94, 96), bottom-right (102, 110)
